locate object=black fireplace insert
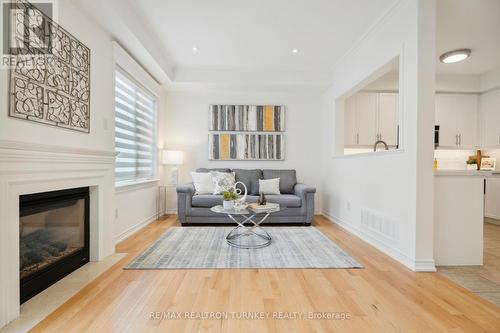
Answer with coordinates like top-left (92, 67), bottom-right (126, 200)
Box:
top-left (19, 187), bottom-right (90, 303)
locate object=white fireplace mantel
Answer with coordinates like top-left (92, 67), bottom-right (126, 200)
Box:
top-left (0, 140), bottom-right (116, 329)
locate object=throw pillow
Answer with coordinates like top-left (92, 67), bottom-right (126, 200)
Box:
top-left (259, 178), bottom-right (280, 195)
top-left (233, 169), bottom-right (262, 195)
top-left (210, 171), bottom-right (236, 194)
top-left (262, 169), bottom-right (297, 194)
top-left (191, 172), bottom-right (214, 194)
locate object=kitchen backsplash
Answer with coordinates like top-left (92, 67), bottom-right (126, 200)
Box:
top-left (435, 149), bottom-right (500, 170)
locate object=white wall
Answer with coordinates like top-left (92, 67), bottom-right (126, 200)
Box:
top-left (164, 89), bottom-right (324, 212)
top-left (0, 0), bottom-right (167, 246)
top-left (436, 74), bottom-right (481, 93)
top-left (0, 1), bottom-right (114, 151)
top-left (480, 67), bottom-right (500, 92)
top-left (321, 0), bottom-right (436, 271)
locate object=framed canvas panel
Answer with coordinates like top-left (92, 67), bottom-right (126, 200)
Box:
top-left (209, 105), bottom-right (285, 132)
top-left (208, 133), bottom-right (285, 160)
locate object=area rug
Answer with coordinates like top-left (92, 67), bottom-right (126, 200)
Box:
top-left (125, 227), bottom-right (362, 269)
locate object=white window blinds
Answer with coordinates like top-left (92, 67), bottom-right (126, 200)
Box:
top-left (114, 68), bottom-right (157, 183)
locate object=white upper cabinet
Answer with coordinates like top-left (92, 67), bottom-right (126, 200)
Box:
top-left (344, 92), bottom-right (399, 147)
top-left (435, 94), bottom-right (458, 147)
top-left (455, 95), bottom-right (478, 147)
top-left (378, 93), bottom-right (399, 146)
top-left (356, 93), bottom-right (378, 145)
top-left (435, 94), bottom-right (478, 148)
top-left (480, 89), bottom-right (500, 147)
top-left (344, 97), bottom-right (358, 146)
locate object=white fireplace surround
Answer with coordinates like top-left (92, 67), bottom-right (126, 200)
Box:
top-left (0, 140), bottom-right (116, 328)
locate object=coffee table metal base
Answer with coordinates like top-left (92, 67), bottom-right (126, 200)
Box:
top-left (225, 213), bottom-right (272, 249)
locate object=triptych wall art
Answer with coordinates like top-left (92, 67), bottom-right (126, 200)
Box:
top-left (208, 105), bottom-right (286, 160)
top-left (8, 0), bottom-right (91, 133)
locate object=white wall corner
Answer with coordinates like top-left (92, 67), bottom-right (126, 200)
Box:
top-left (480, 67), bottom-right (500, 92)
top-left (414, 0), bottom-right (437, 267)
top-left (115, 213), bottom-right (158, 244)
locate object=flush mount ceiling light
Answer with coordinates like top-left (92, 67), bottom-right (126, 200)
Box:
top-left (192, 46), bottom-right (198, 51)
top-left (291, 48), bottom-right (299, 54)
top-left (440, 48), bottom-right (471, 63)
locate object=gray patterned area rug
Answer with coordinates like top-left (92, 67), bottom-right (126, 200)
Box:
top-left (125, 227), bottom-right (362, 269)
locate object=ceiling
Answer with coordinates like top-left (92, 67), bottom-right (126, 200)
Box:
top-left (80, 0), bottom-right (500, 85)
top-left (437, 0), bottom-right (500, 75)
top-left (129, 0), bottom-right (397, 72)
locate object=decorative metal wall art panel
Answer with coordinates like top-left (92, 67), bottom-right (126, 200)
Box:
top-left (208, 133), bottom-right (285, 161)
top-left (209, 105), bottom-right (285, 132)
top-left (8, 0), bottom-right (90, 132)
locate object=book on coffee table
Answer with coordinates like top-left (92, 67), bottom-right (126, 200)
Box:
top-left (248, 203), bottom-right (279, 213)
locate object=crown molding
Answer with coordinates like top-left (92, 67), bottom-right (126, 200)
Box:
top-left (0, 140), bottom-right (116, 164)
top-left (165, 82), bottom-right (330, 94)
top-left (166, 66), bottom-right (332, 92)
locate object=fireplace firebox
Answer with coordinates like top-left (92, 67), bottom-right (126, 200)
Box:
top-left (19, 187), bottom-right (90, 303)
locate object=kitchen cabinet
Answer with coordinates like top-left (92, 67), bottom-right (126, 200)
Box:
top-left (344, 96), bottom-right (358, 146)
top-left (434, 173), bottom-right (485, 265)
top-left (435, 94), bottom-right (478, 148)
top-left (480, 89), bottom-right (500, 147)
top-left (378, 93), bottom-right (399, 146)
top-left (485, 178), bottom-right (500, 220)
top-left (456, 95), bottom-right (478, 147)
top-left (435, 94), bottom-right (457, 147)
top-left (344, 92), bottom-right (398, 147)
top-left (356, 93), bottom-right (378, 145)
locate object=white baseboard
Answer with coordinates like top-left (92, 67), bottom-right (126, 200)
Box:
top-left (413, 260), bottom-right (437, 272)
top-left (114, 213), bottom-right (158, 244)
top-left (321, 211), bottom-right (436, 272)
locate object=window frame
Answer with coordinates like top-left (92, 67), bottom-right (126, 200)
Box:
top-left (114, 65), bottom-right (159, 188)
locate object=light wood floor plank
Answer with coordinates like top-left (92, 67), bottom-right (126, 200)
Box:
top-left (30, 215), bottom-right (500, 333)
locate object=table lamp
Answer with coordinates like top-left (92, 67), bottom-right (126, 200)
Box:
top-left (162, 150), bottom-right (184, 184)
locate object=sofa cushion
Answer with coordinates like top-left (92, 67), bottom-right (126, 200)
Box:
top-left (196, 168), bottom-right (231, 173)
top-left (192, 195), bottom-right (259, 208)
top-left (262, 169), bottom-right (297, 194)
top-left (265, 194), bottom-right (301, 208)
top-left (233, 169), bottom-right (262, 195)
top-left (192, 195), bottom-right (223, 208)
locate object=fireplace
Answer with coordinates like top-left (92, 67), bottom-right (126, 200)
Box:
top-left (19, 187), bottom-right (90, 303)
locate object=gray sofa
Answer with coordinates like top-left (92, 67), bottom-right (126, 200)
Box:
top-left (177, 168), bottom-right (316, 226)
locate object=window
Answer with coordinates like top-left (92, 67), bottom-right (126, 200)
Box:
top-left (114, 67), bottom-right (157, 185)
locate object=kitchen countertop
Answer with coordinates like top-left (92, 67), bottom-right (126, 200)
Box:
top-left (435, 169), bottom-right (500, 177)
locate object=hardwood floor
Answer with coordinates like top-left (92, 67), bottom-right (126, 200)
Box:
top-left (31, 215), bottom-right (500, 333)
top-left (439, 221), bottom-right (500, 307)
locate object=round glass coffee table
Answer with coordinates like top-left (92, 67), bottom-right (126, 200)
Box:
top-left (210, 205), bottom-right (280, 249)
